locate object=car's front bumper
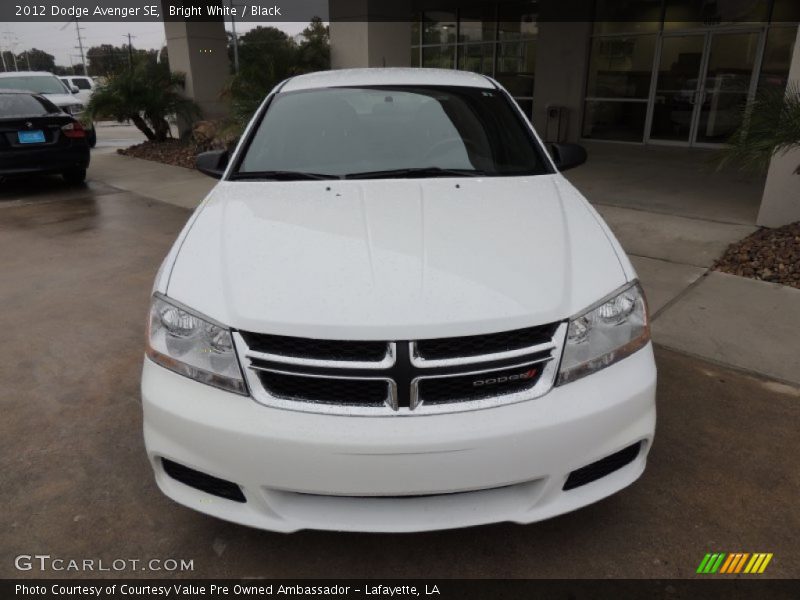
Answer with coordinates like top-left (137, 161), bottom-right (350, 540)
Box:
top-left (142, 343), bottom-right (656, 533)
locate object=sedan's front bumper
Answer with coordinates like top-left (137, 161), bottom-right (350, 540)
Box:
top-left (142, 343), bottom-right (656, 533)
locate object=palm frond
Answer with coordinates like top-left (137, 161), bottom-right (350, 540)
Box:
top-left (719, 81), bottom-right (800, 174)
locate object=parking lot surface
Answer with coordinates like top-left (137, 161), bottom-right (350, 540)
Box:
top-left (1, 176), bottom-right (798, 579)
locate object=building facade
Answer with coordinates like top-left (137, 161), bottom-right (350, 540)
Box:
top-left (333, 0), bottom-right (799, 149)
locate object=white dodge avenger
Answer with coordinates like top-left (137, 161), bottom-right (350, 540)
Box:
top-left (142, 68), bottom-right (656, 532)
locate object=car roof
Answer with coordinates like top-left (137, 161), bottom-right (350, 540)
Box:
top-left (280, 68), bottom-right (496, 93)
top-left (0, 71), bottom-right (59, 78)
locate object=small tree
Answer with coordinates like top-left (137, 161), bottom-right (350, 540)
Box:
top-left (87, 59), bottom-right (200, 142)
top-left (224, 18), bottom-right (331, 127)
top-left (298, 17), bottom-right (330, 72)
top-left (720, 82), bottom-right (800, 174)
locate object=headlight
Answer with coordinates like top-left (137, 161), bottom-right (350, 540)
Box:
top-left (146, 294), bottom-right (247, 395)
top-left (557, 282), bottom-right (650, 385)
top-left (68, 104), bottom-right (84, 114)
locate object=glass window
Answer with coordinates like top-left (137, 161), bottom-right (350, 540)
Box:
top-left (459, 43), bottom-right (495, 74)
top-left (411, 14), bottom-right (421, 45)
top-left (496, 39), bottom-right (537, 97)
top-left (72, 77), bottom-right (92, 90)
top-left (458, 5), bottom-right (496, 43)
top-left (422, 11), bottom-right (457, 45)
top-left (237, 86), bottom-right (550, 178)
top-left (758, 26), bottom-right (798, 90)
top-left (422, 46), bottom-right (456, 69)
top-left (411, 46), bottom-right (421, 67)
top-left (582, 100), bottom-right (648, 141)
top-left (586, 35), bottom-right (656, 98)
top-left (0, 92), bottom-right (59, 116)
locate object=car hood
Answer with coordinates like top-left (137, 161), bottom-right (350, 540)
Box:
top-left (41, 93), bottom-right (76, 107)
top-left (166, 175), bottom-right (629, 339)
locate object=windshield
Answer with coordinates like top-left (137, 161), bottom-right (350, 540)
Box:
top-left (0, 93), bottom-right (60, 117)
top-left (235, 85), bottom-right (550, 179)
top-left (0, 76), bottom-right (68, 95)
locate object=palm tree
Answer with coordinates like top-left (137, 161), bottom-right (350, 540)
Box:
top-left (720, 81), bottom-right (800, 174)
top-left (87, 60), bottom-right (200, 142)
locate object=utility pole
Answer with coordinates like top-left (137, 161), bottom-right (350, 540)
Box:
top-left (24, 50), bottom-right (30, 70)
top-left (124, 33), bottom-right (135, 69)
top-left (74, 21), bottom-right (87, 76)
top-left (2, 32), bottom-right (18, 72)
top-left (229, 0), bottom-right (239, 73)
top-left (0, 49), bottom-right (6, 73)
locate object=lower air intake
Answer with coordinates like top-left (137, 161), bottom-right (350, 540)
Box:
top-left (161, 458), bottom-right (246, 503)
top-left (563, 442), bottom-right (642, 491)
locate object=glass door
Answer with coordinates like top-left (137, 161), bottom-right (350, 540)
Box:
top-left (647, 34), bottom-right (706, 144)
top-left (694, 31), bottom-right (761, 146)
top-left (647, 29), bottom-right (763, 147)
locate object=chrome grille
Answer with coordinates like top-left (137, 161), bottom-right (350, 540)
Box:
top-left (412, 324), bottom-right (558, 361)
top-left (239, 332), bottom-right (390, 363)
top-left (234, 322), bottom-right (567, 416)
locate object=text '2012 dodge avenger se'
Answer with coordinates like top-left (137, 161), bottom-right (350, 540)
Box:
top-left (142, 68), bottom-right (656, 533)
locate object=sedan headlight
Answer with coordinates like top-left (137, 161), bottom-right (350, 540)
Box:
top-left (557, 282), bottom-right (650, 385)
top-left (146, 294), bottom-right (247, 395)
top-left (67, 104), bottom-right (84, 115)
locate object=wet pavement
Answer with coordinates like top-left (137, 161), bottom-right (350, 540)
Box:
top-left (0, 176), bottom-right (798, 579)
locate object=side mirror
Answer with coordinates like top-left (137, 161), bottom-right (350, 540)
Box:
top-left (549, 143), bottom-right (587, 172)
top-left (70, 85), bottom-right (80, 94)
top-left (195, 150), bottom-right (229, 179)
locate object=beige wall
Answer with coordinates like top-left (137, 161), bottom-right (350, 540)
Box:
top-left (330, 21), bottom-right (411, 69)
top-left (532, 22), bottom-right (593, 142)
top-left (330, 0), bottom-right (412, 69)
top-left (163, 19), bottom-right (229, 130)
top-left (757, 25), bottom-right (800, 228)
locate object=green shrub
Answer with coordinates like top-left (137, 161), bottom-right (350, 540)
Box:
top-left (87, 59), bottom-right (201, 142)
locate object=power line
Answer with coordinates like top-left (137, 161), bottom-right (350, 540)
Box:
top-left (124, 32), bottom-right (136, 68)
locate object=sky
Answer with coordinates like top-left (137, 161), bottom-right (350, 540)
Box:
top-left (2, 21), bottom-right (312, 68)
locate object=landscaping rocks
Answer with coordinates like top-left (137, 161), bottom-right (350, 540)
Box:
top-left (118, 141), bottom-right (198, 170)
top-left (713, 221), bottom-right (800, 289)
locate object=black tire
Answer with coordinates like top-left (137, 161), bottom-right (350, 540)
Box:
top-left (87, 127), bottom-right (97, 148)
top-left (63, 169), bottom-right (86, 184)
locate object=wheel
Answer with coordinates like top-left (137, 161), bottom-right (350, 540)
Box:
top-left (62, 169), bottom-right (86, 184)
top-left (87, 127), bottom-right (97, 148)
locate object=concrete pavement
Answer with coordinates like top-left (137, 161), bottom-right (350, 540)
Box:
top-left (1, 183), bottom-right (798, 579)
top-left (90, 153), bottom-right (214, 210)
top-left (652, 272), bottom-right (800, 385)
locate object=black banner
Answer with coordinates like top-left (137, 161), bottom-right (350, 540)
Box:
top-left (3, 0), bottom-right (800, 23)
top-left (3, 579), bottom-right (800, 600)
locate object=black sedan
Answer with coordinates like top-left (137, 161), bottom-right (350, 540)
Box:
top-left (0, 90), bottom-right (90, 184)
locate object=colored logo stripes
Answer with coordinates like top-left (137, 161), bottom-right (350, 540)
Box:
top-left (697, 553), bottom-right (773, 574)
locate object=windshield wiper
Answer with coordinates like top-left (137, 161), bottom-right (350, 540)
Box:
top-left (345, 167), bottom-right (486, 180)
top-left (231, 170), bottom-right (341, 181)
